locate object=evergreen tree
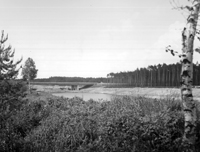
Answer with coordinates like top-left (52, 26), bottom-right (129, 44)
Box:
top-left (0, 31), bottom-right (27, 151)
top-left (0, 30), bottom-right (22, 80)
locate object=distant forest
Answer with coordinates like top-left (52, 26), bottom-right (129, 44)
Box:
top-left (107, 63), bottom-right (200, 87)
top-left (34, 76), bottom-right (107, 83)
top-left (34, 63), bottom-right (200, 87)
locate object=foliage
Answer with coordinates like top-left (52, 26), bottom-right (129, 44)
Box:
top-left (32, 62), bottom-right (200, 88)
top-left (7, 94), bottom-right (198, 152)
top-left (107, 63), bottom-right (200, 87)
top-left (1, 82), bottom-right (200, 151)
top-left (21, 57), bottom-right (38, 81)
top-left (34, 76), bottom-right (107, 83)
top-left (0, 80), bottom-right (28, 151)
top-left (0, 30), bottom-right (22, 80)
top-left (1, 73), bottom-right (200, 152)
top-left (0, 31), bottom-right (28, 151)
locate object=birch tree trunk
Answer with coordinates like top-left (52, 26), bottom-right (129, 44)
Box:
top-left (181, 1), bottom-right (200, 150)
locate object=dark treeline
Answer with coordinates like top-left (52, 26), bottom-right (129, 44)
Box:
top-left (34, 63), bottom-right (200, 87)
top-left (34, 76), bottom-right (107, 83)
top-left (107, 63), bottom-right (200, 87)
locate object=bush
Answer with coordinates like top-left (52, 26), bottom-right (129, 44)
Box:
top-left (100, 111), bottom-right (184, 152)
top-left (0, 80), bottom-right (27, 151)
top-left (25, 97), bottom-right (101, 151)
top-left (97, 96), bottom-right (184, 152)
top-left (2, 91), bottom-right (199, 152)
top-left (21, 95), bottom-right (198, 152)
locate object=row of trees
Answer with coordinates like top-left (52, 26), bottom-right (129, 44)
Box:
top-left (107, 62), bottom-right (200, 87)
top-left (34, 76), bottom-right (107, 83)
top-left (34, 62), bottom-right (200, 89)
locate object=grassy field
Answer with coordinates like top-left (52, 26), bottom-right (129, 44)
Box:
top-left (32, 84), bottom-right (200, 101)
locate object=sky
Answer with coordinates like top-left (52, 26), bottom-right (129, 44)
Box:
top-left (1, 0), bottom-right (200, 78)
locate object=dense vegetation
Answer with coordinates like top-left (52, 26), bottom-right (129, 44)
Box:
top-left (1, 91), bottom-right (200, 152)
top-left (0, 80), bottom-right (27, 151)
top-left (0, 30), bottom-right (27, 151)
top-left (107, 63), bottom-right (200, 87)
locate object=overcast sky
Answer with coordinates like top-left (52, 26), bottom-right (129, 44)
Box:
top-left (1, 0), bottom-right (200, 78)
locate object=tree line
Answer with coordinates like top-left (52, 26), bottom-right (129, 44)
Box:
top-left (33, 62), bottom-right (200, 88)
top-left (107, 63), bottom-right (200, 87)
top-left (34, 76), bottom-right (107, 83)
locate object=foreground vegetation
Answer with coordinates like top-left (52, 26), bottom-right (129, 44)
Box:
top-left (1, 86), bottom-right (200, 152)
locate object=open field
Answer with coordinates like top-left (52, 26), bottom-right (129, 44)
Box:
top-left (32, 84), bottom-right (200, 100)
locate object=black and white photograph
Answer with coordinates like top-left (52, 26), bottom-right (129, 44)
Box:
top-left (1, 0), bottom-right (200, 151)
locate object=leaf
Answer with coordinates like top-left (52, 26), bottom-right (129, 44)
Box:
top-left (185, 6), bottom-right (194, 11)
top-left (195, 48), bottom-right (200, 53)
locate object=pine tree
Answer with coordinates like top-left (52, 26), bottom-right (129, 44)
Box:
top-left (0, 30), bottom-right (22, 80)
top-left (0, 31), bottom-right (27, 151)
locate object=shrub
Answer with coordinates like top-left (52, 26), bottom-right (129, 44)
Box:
top-left (0, 80), bottom-right (27, 151)
top-left (98, 100), bottom-right (184, 152)
top-left (3, 92), bottom-right (199, 152)
top-left (25, 97), bottom-right (101, 151)
top-left (22, 95), bottom-right (199, 152)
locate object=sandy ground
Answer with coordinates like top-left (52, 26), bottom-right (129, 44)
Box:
top-left (32, 85), bottom-right (200, 100)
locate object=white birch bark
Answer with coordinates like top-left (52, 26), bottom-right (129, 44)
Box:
top-left (181, 1), bottom-right (200, 150)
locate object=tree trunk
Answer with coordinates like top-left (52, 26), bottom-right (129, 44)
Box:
top-left (181, 2), bottom-right (200, 150)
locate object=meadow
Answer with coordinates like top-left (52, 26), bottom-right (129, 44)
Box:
top-left (32, 84), bottom-right (200, 100)
top-left (1, 88), bottom-right (200, 152)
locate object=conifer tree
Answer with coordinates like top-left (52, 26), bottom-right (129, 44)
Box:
top-left (0, 31), bottom-right (26, 151)
top-left (0, 30), bottom-right (22, 80)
